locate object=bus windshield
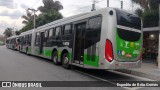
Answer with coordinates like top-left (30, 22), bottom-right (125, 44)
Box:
top-left (115, 9), bottom-right (141, 30)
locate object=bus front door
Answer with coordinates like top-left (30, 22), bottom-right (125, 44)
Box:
top-left (39, 32), bottom-right (44, 54)
top-left (73, 22), bottom-right (86, 64)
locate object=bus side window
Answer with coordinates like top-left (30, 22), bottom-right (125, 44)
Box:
top-left (85, 16), bottom-right (102, 48)
top-left (29, 34), bottom-right (32, 46)
top-left (55, 27), bottom-right (61, 36)
top-left (62, 24), bottom-right (72, 41)
top-left (64, 24), bottom-right (72, 35)
top-left (44, 30), bottom-right (49, 46)
top-left (49, 28), bottom-right (53, 37)
top-left (48, 28), bottom-right (53, 47)
top-left (24, 36), bottom-right (26, 45)
top-left (26, 35), bottom-right (28, 45)
top-left (52, 28), bottom-right (55, 36)
top-left (21, 37), bottom-right (23, 45)
top-left (45, 30), bottom-right (49, 38)
top-left (35, 32), bottom-right (40, 46)
top-left (88, 16), bottom-right (102, 29)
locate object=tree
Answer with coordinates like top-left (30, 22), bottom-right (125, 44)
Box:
top-left (149, 0), bottom-right (160, 10)
top-left (135, 8), bottom-right (143, 17)
top-left (36, 0), bottom-right (63, 27)
top-left (3, 28), bottom-right (13, 37)
top-left (142, 9), bottom-right (159, 27)
top-left (132, 0), bottom-right (160, 10)
top-left (20, 10), bottom-right (36, 33)
top-left (132, 0), bottom-right (160, 27)
top-left (36, 11), bottom-right (63, 27)
top-left (15, 31), bottom-right (20, 35)
top-left (131, 0), bottom-right (149, 10)
top-left (21, 10), bottom-right (35, 25)
top-left (20, 21), bottom-right (34, 33)
top-left (38, 0), bottom-right (63, 13)
top-left (20, 0), bottom-right (63, 33)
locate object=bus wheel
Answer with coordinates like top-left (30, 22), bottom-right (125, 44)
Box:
top-left (62, 53), bottom-right (70, 69)
top-left (52, 51), bottom-right (59, 65)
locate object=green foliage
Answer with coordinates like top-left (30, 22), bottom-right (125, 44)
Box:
top-left (20, 21), bottom-right (33, 33)
top-left (3, 28), bottom-right (13, 37)
top-left (20, 0), bottom-right (63, 33)
top-left (131, 0), bottom-right (149, 10)
top-left (22, 10), bottom-right (35, 25)
top-left (20, 10), bottom-right (35, 33)
top-left (15, 31), bottom-right (20, 35)
top-left (135, 8), bottom-right (143, 17)
top-left (38, 0), bottom-right (63, 13)
top-left (36, 11), bottom-right (63, 27)
top-left (36, 0), bottom-right (63, 27)
top-left (132, 0), bottom-right (160, 27)
top-left (142, 9), bottom-right (159, 27)
top-left (149, 0), bottom-right (160, 10)
top-left (131, 0), bottom-right (160, 10)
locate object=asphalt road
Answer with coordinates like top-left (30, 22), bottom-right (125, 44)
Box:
top-left (0, 46), bottom-right (159, 90)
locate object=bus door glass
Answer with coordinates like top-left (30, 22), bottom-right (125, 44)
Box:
top-left (39, 32), bottom-right (44, 54)
top-left (73, 22), bottom-right (86, 64)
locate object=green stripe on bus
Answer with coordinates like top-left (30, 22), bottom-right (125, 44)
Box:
top-left (69, 53), bottom-right (72, 60)
top-left (42, 50), bottom-right (65, 59)
top-left (84, 54), bottom-right (99, 67)
top-left (43, 49), bottom-right (52, 57)
top-left (58, 51), bottom-right (61, 58)
top-left (28, 47), bottom-right (31, 53)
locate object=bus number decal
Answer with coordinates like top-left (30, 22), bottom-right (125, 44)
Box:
top-left (63, 42), bottom-right (69, 46)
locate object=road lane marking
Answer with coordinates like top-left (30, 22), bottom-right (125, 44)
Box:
top-left (74, 69), bottom-right (134, 90)
top-left (109, 70), bottom-right (154, 81)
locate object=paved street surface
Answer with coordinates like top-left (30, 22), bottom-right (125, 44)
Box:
top-left (0, 46), bottom-right (159, 90)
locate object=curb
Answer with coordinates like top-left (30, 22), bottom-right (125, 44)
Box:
top-left (115, 69), bottom-right (160, 81)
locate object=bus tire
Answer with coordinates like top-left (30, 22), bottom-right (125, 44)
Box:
top-left (52, 51), bottom-right (59, 65)
top-left (62, 53), bottom-right (70, 69)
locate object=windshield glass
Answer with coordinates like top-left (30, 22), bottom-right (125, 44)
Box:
top-left (115, 9), bottom-right (141, 30)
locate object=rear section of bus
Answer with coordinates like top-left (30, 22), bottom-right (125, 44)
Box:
top-left (104, 8), bottom-right (142, 69)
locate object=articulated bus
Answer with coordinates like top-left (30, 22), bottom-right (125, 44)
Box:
top-left (6, 36), bottom-right (19, 50)
top-left (18, 30), bottom-right (33, 53)
top-left (7, 7), bottom-right (143, 69)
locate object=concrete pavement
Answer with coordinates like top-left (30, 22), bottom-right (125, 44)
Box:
top-left (0, 46), bottom-right (159, 90)
top-left (116, 62), bottom-right (160, 81)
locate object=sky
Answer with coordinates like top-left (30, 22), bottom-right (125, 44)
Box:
top-left (0, 0), bottom-right (135, 35)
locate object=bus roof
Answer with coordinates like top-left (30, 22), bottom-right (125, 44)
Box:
top-left (35, 7), bottom-right (115, 31)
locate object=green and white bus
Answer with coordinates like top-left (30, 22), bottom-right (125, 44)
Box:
top-left (6, 35), bottom-right (19, 50)
top-left (14, 7), bottom-right (143, 69)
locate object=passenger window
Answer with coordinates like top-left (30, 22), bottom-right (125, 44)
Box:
top-left (35, 33), bottom-right (40, 46)
top-left (24, 36), bottom-right (26, 45)
top-left (45, 30), bottom-right (49, 38)
top-left (55, 27), bottom-right (61, 36)
top-left (29, 34), bottom-right (32, 45)
top-left (49, 28), bottom-right (53, 37)
top-left (64, 24), bottom-right (72, 35)
top-left (89, 16), bottom-right (102, 29)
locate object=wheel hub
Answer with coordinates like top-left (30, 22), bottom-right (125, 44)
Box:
top-left (64, 57), bottom-right (68, 64)
top-left (54, 56), bottom-right (57, 62)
